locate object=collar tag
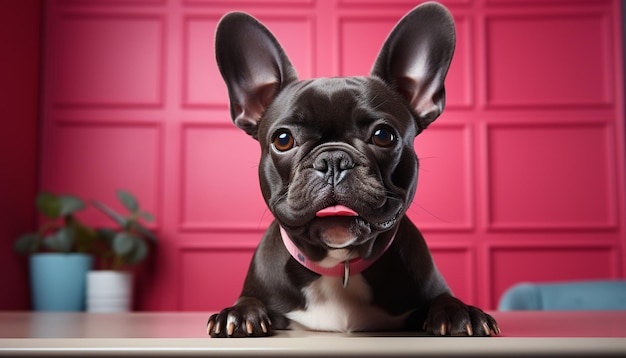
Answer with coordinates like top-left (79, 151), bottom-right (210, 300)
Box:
top-left (343, 260), bottom-right (350, 288)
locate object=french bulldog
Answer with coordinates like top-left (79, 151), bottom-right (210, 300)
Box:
top-left (207, 2), bottom-right (500, 338)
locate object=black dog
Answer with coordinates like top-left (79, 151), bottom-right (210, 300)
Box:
top-left (208, 2), bottom-right (499, 338)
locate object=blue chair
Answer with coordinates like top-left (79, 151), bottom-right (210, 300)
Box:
top-left (498, 280), bottom-right (626, 311)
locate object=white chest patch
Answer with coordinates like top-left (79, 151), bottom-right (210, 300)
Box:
top-left (286, 275), bottom-right (410, 333)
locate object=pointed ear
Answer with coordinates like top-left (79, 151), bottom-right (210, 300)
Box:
top-left (215, 13), bottom-right (298, 139)
top-left (371, 2), bottom-right (455, 133)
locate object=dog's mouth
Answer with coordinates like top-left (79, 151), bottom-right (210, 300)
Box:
top-left (313, 205), bottom-right (365, 249)
top-left (311, 206), bottom-right (400, 247)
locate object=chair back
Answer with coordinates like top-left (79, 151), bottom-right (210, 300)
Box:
top-left (498, 280), bottom-right (626, 311)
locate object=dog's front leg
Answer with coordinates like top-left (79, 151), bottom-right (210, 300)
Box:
top-left (207, 297), bottom-right (272, 338)
top-left (423, 293), bottom-right (500, 336)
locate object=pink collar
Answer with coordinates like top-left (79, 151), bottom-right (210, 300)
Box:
top-left (279, 226), bottom-right (395, 288)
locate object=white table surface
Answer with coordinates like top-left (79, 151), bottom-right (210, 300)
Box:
top-left (1, 311), bottom-right (625, 357)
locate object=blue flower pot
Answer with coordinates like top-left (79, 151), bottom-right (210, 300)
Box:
top-left (29, 253), bottom-right (93, 311)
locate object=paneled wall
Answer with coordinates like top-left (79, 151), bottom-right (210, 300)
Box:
top-left (37, 0), bottom-right (626, 311)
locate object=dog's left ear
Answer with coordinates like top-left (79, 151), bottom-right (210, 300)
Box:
top-left (215, 13), bottom-right (299, 139)
top-left (371, 2), bottom-right (456, 133)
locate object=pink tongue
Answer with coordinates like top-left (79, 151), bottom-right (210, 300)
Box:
top-left (316, 205), bottom-right (358, 217)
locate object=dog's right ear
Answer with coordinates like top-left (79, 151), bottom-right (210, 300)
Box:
top-left (215, 13), bottom-right (298, 139)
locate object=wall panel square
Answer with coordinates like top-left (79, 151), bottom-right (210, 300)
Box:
top-left (486, 124), bottom-right (616, 229)
top-left (181, 125), bottom-right (273, 230)
top-left (485, 13), bottom-right (611, 106)
top-left (51, 14), bottom-right (164, 107)
top-left (338, 17), bottom-right (395, 77)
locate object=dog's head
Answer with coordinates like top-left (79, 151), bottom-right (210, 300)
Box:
top-left (215, 3), bottom-right (455, 265)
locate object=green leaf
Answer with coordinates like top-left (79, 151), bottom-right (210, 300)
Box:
top-left (92, 200), bottom-right (128, 228)
top-left (123, 238), bottom-right (148, 265)
top-left (139, 211), bottom-right (155, 223)
top-left (134, 222), bottom-right (157, 244)
top-left (14, 233), bottom-right (40, 254)
top-left (113, 232), bottom-right (136, 256)
top-left (58, 195), bottom-right (85, 216)
top-left (117, 190), bottom-right (139, 213)
top-left (43, 227), bottom-right (75, 252)
top-left (36, 192), bottom-right (61, 219)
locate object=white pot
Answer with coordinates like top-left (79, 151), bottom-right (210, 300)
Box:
top-left (86, 271), bottom-right (133, 313)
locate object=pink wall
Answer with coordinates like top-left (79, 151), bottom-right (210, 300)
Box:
top-left (3, 0), bottom-right (625, 311)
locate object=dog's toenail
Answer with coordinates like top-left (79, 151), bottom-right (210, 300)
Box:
top-left (483, 322), bottom-right (490, 336)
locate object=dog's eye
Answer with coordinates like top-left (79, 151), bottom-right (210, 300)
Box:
top-left (371, 125), bottom-right (397, 147)
top-left (272, 130), bottom-right (295, 152)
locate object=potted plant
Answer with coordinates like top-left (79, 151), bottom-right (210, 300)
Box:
top-left (14, 192), bottom-right (96, 311)
top-left (87, 189), bottom-right (157, 312)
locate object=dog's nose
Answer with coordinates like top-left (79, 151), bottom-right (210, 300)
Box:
top-left (313, 150), bottom-right (355, 184)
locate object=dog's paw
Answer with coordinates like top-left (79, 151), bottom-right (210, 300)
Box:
top-left (206, 297), bottom-right (272, 338)
top-left (424, 294), bottom-right (500, 336)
